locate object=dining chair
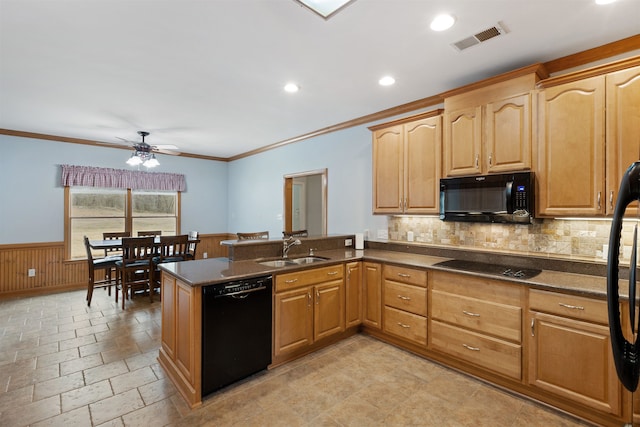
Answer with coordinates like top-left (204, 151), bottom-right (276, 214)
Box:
top-left (116, 236), bottom-right (155, 309)
top-left (137, 230), bottom-right (162, 237)
top-left (103, 231), bottom-right (130, 283)
top-left (237, 231), bottom-right (269, 240)
top-left (283, 229), bottom-right (308, 238)
top-left (152, 234), bottom-right (190, 295)
top-left (83, 236), bottom-right (121, 306)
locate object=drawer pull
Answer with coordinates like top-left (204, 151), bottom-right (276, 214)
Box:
top-left (285, 278), bottom-right (298, 284)
top-left (463, 343), bottom-right (480, 351)
top-left (397, 295), bottom-right (411, 301)
top-left (397, 322), bottom-right (411, 329)
top-left (327, 271), bottom-right (339, 276)
top-left (462, 310), bottom-right (480, 317)
top-left (316, 289), bottom-right (320, 304)
top-left (558, 302), bottom-right (584, 310)
top-left (397, 273), bottom-right (411, 278)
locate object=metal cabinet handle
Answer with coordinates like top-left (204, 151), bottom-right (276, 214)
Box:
top-left (307, 292), bottom-right (311, 307)
top-left (488, 152), bottom-right (493, 167)
top-left (316, 289), bottom-right (320, 304)
top-left (397, 322), bottom-right (410, 329)
top-left (559, 302), bottom-right (585, 310)
top-left (462, 310), bottom-right (480, 317)
top-left (531, 318), bottom-right (535, 336)
top-left (475, 154), bottom-right (479, 169)
top-left (327, 271), bottom-right (338, 276)
top-left (397, 295), bottom-right (411, 301)
top-left (597, 191), bottom-right (601, 210)
top-left (463, 344), bottom-right (480, 351)
top-left (285, 278), bottom-right (298, 284)
top-left (397, 273), bottom-right (411, 278)
top-left (610, 191), bottom-right (614, 210)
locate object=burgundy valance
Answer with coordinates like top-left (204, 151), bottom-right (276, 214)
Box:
top-left (60, 165), bottom-right (186, 191)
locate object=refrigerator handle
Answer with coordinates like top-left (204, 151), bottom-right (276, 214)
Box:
top-left (607, 161), bottom-right (640, 392)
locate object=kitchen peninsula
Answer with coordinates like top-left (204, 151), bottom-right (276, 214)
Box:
top-left (157, 236), bottom-right (626, 426)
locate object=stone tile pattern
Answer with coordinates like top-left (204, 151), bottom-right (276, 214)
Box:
top-left (0, 289), bottom-right (591, 426)
top-left (389, 216), bottom-right (634, 262)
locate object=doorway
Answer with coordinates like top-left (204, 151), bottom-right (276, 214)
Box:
top-left (284, 169), bottom-right (327, 236)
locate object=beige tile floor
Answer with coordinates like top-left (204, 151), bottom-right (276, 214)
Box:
top-left (0, 288), bottom-right (592, 426)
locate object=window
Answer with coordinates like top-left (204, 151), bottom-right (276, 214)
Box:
top-left (67, 187), bottom-right (179, 259)
top-left (132, 190), bottom-right (177, 237)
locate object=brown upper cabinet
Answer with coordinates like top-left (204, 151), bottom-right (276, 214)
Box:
top-left (370, 111), bottom-right (442, 214)
top-left (535, 59), bottom-right (640, 217)
top-left (442, 64), bottom-right (547, 177)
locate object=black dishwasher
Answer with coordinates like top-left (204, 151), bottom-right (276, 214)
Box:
top-left (201, 275), bottom-right (272, 396)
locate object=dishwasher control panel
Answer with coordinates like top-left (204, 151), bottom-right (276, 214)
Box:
top-left (203, 275), bottom-right (272, 297)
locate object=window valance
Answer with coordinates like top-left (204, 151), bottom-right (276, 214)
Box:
top-left (60, 165), bottom-right (186, 191)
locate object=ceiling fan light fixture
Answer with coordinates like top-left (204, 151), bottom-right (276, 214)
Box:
top-left (143, 154), bottom-right (160, 168)
top-left (126, 153), bottom-right (143, 166)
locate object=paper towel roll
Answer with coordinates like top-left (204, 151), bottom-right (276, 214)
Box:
top-left (355, 233), bottom-right (364, 250)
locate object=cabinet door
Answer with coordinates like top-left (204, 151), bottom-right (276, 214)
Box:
top-left (536, 76), bottom-right (605, 216)
top-left (345, 261), bottom-right (362, 328)
top-left (373, 126), bottom-right (403, 213)
top-left (161, 274), bottom-right (176, 360)
top-left (486, 93), bottom-right (531, 173)
top-left (529, 311), bottom-right (621, 415)
top-left (606, 65), bottom-right (640, 215)
top-left (405, 116), bottom-right (442, 213)
top-left (362, 262), bottom-right (382, 329)
top-left (314, 280), bottom-right (345, 341)
top-left (443, 106), bottom-right (482, 176)
top-left (175, 279), bottom-right (201, 386)
top-left (274, 287), bottom-right (313, 356)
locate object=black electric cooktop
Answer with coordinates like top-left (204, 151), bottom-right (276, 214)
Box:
top-left (434, 259), bottom-right (542, 280)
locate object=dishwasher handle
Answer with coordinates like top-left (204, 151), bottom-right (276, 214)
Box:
top-left (224, 285), bottom-right (267, 298)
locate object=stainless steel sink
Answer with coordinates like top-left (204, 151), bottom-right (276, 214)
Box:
top-left (290, 256), bottom-right (329, 265)
top-left (257, 259), bottom-right (296, 267)
top-left (257, 256), bottom-right (329, 267)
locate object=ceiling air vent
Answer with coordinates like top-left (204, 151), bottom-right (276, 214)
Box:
top-left (452, 23), bottom-right (507, 51)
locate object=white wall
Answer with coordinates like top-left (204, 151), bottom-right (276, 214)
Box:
top-left (227, 125), bottom-right (387, 238)
top-left (0, 134), bottom-right (228, 244)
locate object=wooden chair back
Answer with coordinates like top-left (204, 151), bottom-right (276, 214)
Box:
top-left (121, 236), bottom-right (155, 264)
top-left (118, 236), bottom-right (155, 309)
top-left (103, 231), bottom-right (130, 256)
top-left (237, 231), bottom-right (269, 240)
top-left (157, 234), bottom-right (190, 262)
top-left (283, 229), bottom-right (308, 238)
top-left (83, 236), bottom-right (119, 306)
top-left (137, 230), bottom-right (162, 237)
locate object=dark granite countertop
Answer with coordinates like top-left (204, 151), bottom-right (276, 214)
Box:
top-left (159, 247), bottom-right (626, 299)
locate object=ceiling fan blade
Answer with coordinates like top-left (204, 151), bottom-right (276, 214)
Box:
top-left (153, 148), bottom-right (181, 156)
top-left (152, 144), bottom-right (179, 150)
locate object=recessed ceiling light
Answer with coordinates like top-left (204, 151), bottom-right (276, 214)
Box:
top-left (430, 13), bottom-right (456, 31)
top-left (284, 83), bottom-right (300, 93)
top-left (595, 0), bottom-right (616, 4)
top-left (379, 76), bottom-right (396, 86)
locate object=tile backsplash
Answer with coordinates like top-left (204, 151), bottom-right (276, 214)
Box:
top-left (388, 216), bottom-right (640, 263)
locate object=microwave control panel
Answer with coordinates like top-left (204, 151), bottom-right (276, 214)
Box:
top-left (515, 185), bottom-right (527, 209)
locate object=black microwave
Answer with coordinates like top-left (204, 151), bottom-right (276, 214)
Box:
top-left (439, 172), bottom-right (535, 224)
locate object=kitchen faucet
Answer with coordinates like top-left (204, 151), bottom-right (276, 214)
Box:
top-left (282, 236), bottom-right (301, 258)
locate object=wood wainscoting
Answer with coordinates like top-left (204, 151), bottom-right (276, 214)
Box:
top-left (0, 234), bottom-right (233, 298)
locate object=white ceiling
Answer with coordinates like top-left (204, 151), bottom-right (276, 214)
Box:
top-left (1, 0), bottom-right (639, 160)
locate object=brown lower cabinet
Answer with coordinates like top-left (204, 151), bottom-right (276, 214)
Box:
top-left (528, 289), bottom-right (621, 417)
top-left (273, 264), bottom-right (345, 361)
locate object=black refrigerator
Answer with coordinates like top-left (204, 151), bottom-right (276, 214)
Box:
top-left (607, 161), bottom-right (640, 426)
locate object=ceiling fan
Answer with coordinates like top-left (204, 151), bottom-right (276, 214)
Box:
top-left (114, 131), bottom-right (180, 168)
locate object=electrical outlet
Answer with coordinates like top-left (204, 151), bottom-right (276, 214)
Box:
top-left (203, 252), bottom-right (208, 259)
top-left (28, 268), bottom-right (36, 277)
top-left (345, 239), bottom-right (352, 246)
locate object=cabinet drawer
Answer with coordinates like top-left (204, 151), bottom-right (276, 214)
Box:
top-left (431, 290), bottom-right (521, 343)
top-left (383, 306), bottom-right (427, 346)
top-left (384, 265), bottom-right (427, 287)
top-left (431, 320), bottom-right (521, 380)
top-left (529, 289), bottom-right (608, 324)
top-left (384, 281), bottom-right (427, 316)
top-left (431, 270), bottom-right (522, 306)
top-left (275, 265), bottom-right (344, 292)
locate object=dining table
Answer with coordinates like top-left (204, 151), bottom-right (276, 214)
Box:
top-left (88, 236), bottom-right (200, 251)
